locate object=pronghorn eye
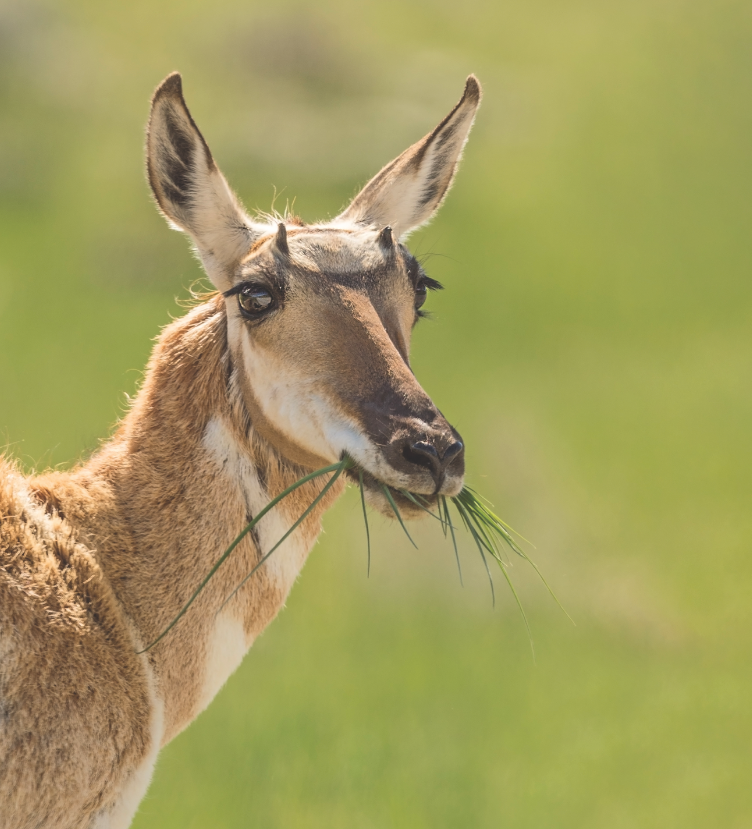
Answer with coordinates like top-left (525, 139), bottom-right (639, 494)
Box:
top-left (415, 280), bottom-right (428, 310)
top-left (238, 286), bottom-right (274, 317)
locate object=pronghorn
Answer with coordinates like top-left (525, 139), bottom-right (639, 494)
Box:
top-left (0, 72), bottom-right (481, 828)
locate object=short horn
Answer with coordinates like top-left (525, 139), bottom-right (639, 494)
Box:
top-left (273, 222), bottom-right (289, 255)
top-left (377, 225), bottom-right (394, 250)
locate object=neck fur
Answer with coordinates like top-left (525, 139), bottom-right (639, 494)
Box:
top-left (30, 296), bottom-right (344, 742)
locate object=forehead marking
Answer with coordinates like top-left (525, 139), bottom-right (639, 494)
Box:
top-left (246, 225), bottom-right (358, 256)
top-left (240, 229), bottom-right (417, 282)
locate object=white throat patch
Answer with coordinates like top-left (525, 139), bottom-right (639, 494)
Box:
top-left (201, 416), bottom-right (313, 599)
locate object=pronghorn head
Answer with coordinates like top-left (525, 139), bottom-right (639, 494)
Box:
top-left (147, 73), bottom-right (481, 516)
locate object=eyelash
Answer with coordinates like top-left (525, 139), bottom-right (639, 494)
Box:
top-left (223, 281), bottom-right (268, 299)
top-left (420, 276), bottom-right (443, 292)
top-left (416, 276), bottom-right (443, 319)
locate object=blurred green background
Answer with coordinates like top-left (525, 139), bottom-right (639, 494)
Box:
top-left (1, 0), bottom-right (751, 826)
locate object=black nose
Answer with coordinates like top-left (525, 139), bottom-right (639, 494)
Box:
top-left (402, 438), bottom-right (465, 487)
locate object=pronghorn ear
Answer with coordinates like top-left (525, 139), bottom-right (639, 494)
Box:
top-left (146, 73), bottom-right (257, 290)
top-left (337, 76), bottom-right (482, 239)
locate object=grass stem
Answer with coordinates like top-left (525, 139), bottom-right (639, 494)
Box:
top-left (358, 470), bottom-right (371, 577)
top-left (136, 458), bottom-right (348, 654)
top-left (381, 485), bottom-right (418, 549)
top-left (218, 463), bottom-right (346, 612)
top-left (441, 496), bottom-right (463, 587)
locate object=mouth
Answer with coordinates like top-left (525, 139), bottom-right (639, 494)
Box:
top-left (343, 463), bottom-right (440, 519)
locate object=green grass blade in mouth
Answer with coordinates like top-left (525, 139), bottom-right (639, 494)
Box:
top-left (136, 458), bottom-right (347, 654)
top-left (359, 470), bottom-right (372, 577)
top-left (439, 496), bottom-right (449, 538)
top-left (488, 548), bottom-right (535, 658)
top-left (519, 554), bottom-right (575, 625)
top-left (381, 485), bottom-right (418, 549)
top-left (452, 495), bottom-right (498, 562)
top-left (399, 489), bottom-right (445, 527)
top-left (441, 495), bottom-right (463, 587)
top-left (218, 463), bottom-right (346, 613)
top-left (464, 487), bottom-right (535, 548)
top-left (455, 487), bottom-right (573, 626)
top-left (457, 487), bottom-right (531, 558)
top-left (452, 493), bottom-right (534, 654)
top-left (460, 501), bottom-right (504, 562)
top-left (452, 497), bottom-right (496, 606)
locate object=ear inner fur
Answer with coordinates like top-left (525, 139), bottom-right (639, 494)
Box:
top-left (146, 73), bottom-right (260, 290)
top-left (337, 75), bottom-right (482, 237)
top-left (146, 73), bottom-right (215, 227)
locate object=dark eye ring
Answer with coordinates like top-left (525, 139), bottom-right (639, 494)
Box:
top-left (414, 280), bottom-right (428, 310)
top-left (238, 286), bottom-right (274, 318)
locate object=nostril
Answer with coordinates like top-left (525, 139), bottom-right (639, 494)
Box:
top-left (442, 440), bottom-right (464, 463)
top-left (398, 437), bottom-right (463, 486)
top-left (413, 441), bottom-right (439, 461)
top-left (402, 441), bottom-right (440, 474)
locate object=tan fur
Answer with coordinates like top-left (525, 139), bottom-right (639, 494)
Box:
top-left (0, 73), bottom-right (480, 828)
top-left (0, 460), bottom-right (152, 828)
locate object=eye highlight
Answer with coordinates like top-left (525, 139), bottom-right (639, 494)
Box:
top-left (415, 281), bottom-right (428, 310)
top-left (237, 285), bottom-right (275, 318)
